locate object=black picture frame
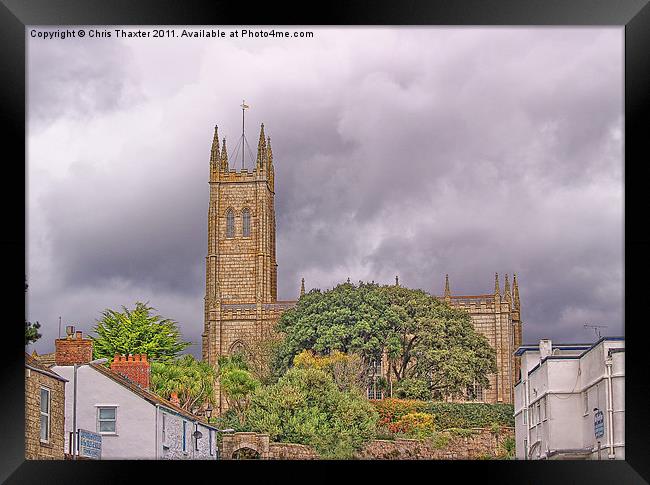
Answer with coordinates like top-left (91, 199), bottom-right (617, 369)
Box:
top-left (3, 1), bottom-right (649, 483)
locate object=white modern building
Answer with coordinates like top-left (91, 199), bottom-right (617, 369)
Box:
top-left (513, 337), bottom-right (624, 460)
top-left (47, 331), bottom-right (219, 460)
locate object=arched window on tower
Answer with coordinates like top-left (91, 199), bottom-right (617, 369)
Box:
top-left (242, 209), bottom-right (251, 237)
top-left (226, 209), bottom-right (235, 238)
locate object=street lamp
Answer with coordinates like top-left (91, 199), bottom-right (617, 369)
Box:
top-left (72, 358), bottom-right (108, 459)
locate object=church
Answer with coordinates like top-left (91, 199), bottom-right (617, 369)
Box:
top-left (201, 123), bottom-right (523, 414)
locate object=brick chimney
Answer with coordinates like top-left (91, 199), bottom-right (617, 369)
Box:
top-left (110, 354), bottom-right (151, 389)
top-left (54, 328), bottom-right (93, 366)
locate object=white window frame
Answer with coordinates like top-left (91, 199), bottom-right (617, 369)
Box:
top-left (96, 406), bottom-right (118, 435)
top-left (523, 409), bottom-right (527, 425)
top-left (39, 386), bottom-right (51, 443)
top-left (542, 396), bottom-right (548, 421)
top-left (536, 401), bottom-right (541, 425)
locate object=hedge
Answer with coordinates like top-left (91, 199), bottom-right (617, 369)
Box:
top-left (372, 399), bottom-right (514, 430)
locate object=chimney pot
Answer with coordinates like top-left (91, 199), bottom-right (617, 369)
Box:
top-left (75, 331), bottom-right (82, 339)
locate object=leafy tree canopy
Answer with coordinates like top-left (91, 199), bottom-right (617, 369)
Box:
top-left (293, 350), bottom-right (368, 394)
top-left (274, 282), bottom-right (497, 400)
top-left (91, 301), bottom-right (190, 362)
top-left (150, 354), bottom-right (216, 412)
top-left (25, 277), bottom-right (41, 345)
top-left (218, 354), bottom-right (260, 424)
top-left (245, 367), bottom-right (378, 459)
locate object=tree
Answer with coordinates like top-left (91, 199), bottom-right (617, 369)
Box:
top-left (244, 367), bottom-right (378, 459)
top-left (273, 282), bottom-right (496, 400)
top-left (25, 320), bottom-right (41, 346)
top-left (293, 350), bottom-right (368, 394)
top-left (25, 277), bottom-right (41, 345)
top-left (218, 354), bottom-right (260, 425)
top-left (150, 354), bottom-right (216, 412)
top-left (91, 302), bottom-right (190, 362)
top-left (273, 281), bottom-right (391, 374)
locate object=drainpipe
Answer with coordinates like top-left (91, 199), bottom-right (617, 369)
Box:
top-left (605, 356), bottom-right (615, 459)
top-left (524, 379), bottom-right (531, 460)
top-left (155, 404), bottom-right (159, 460)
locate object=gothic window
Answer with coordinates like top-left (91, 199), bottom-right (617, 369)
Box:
top-left (242, 209), bottom-right (251, 237)
top-left (230, 340), bottom-right (247, 357)
top-left (467, 381), bottom-right (484, 401)
top-left (226, 209), bottom-right (235, 238)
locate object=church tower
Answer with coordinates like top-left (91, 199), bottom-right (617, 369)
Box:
top-left (202, 122), bottom-right (289, 414)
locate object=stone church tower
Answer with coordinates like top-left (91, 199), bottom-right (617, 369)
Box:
top-left (202, 123), bottom-right (295, 413)
top-left (202, 121), bottom-right (523, 410)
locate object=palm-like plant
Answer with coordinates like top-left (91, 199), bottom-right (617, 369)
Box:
top-left (150, 355), bottom-right (217, 411)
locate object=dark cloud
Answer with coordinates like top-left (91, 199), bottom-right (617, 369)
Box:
top-left (27, 28), bottom-right (623, 357)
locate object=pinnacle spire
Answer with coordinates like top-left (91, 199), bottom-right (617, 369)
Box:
top-left (210, 125), bottom-right (220, 168)
top-left (504, 274), bottom-right (512, 303)
top-left (256, 123), bottom-right (267, 169)
top-left (395, 275), bottom-right (399, 286)
top-left (220, 137), bottom-right (228, 170)
top-left (300, 277), bottom-right (305, 297)
top-left (494, 273), bottom-right (500, 299)
top-left (267, 136), bottom-right (273, 167)
top-left (444, 274), bottom-right (451, 302)
top-left (513, 273), bottom-right (520, 310)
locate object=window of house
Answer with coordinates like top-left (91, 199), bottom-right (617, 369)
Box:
top-left (242, 209), bottom-right (251, 237)
top-left (182, 420), bottom-right (187, 452)
top-left (523, 409), bottom-right (527, 425)
top-left (583, 391), bottom-right (589, 415)
top-left (536, 402), bottom-right (541, 424)
top-left (226, 209), bottom-right (235, 238)
top-left (195, 424), bottom-right (200, 451)
top-left (39, 387), bottom-right (51, 443)
top-left (209, 429), bottom-right (213, 456)
top-left (524, 439), bottom-right (528, 456)
top-left (97, 407), bottom-right (117, 434)
top-left (542, 397), bottom-right (548, 421)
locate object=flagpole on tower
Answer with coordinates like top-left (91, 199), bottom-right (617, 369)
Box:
top-left (240, 99), bottom-right (249, 170)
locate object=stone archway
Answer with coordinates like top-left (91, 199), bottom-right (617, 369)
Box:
top-left (232, 447), bottom-right (261, 459)
top-left (221, 432), bottom-right (270, 460)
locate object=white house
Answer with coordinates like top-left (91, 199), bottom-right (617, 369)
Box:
top-left (49, 330), bottom-right (220, 460)
top-left (513, 337), bottom-right (624, 460)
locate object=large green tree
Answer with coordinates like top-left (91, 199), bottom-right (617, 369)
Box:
top-left (244, 367), bottom-right (378, 459)
top-left (150, 354), bottom-right (216, 412)
top-left (217, 354), bottom-right (260, 425)
top-left (91, 302), bottom-right (190, 362)
top-left (273, 282), bottom-right (496, 400)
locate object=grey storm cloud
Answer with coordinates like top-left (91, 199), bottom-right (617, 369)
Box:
top-left (27, 27), bottom-right (623, 357)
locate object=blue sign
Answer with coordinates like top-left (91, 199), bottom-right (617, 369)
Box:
top-left (594, 410), bottom-right (605, 439)
top-left (78, 429), bottom-right (102, 459)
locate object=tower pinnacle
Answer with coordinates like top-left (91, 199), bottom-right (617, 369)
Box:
top-left (256, 123), bottom-right (267, 169)
top-left (444, 274), bottom-right (451, 303)
top-left (504, 274), bottom-right (512, 303)
top-left (300, 277), bottom-right (305, 297)
top-left (494, 273), bottom-right (500, 300)
top-left (220, 137), bottom-right (228, 171)
top-left (513, 273), bottom-right (520, 310)
top-left (210, 125), bottom-right (220, 169)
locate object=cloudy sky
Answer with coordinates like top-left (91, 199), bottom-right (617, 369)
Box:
top-left (27, 27), bottom-right (623, 357)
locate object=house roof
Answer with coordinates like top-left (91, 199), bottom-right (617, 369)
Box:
top-left (88, 363), bottom-right (217, 429)
top-left (31, 350), bottom-right (56, 367)
top-left (25, 353), bottom-right (68, 382)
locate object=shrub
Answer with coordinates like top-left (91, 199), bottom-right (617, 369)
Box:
top-left (245, 367), bottom-right (378, 459)
top-left (424, 402), bottom-right (514, 429)
top-left (372, 398), bottom-right (428, 428)
top-left (389, 412), bottom-right (436, 438)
